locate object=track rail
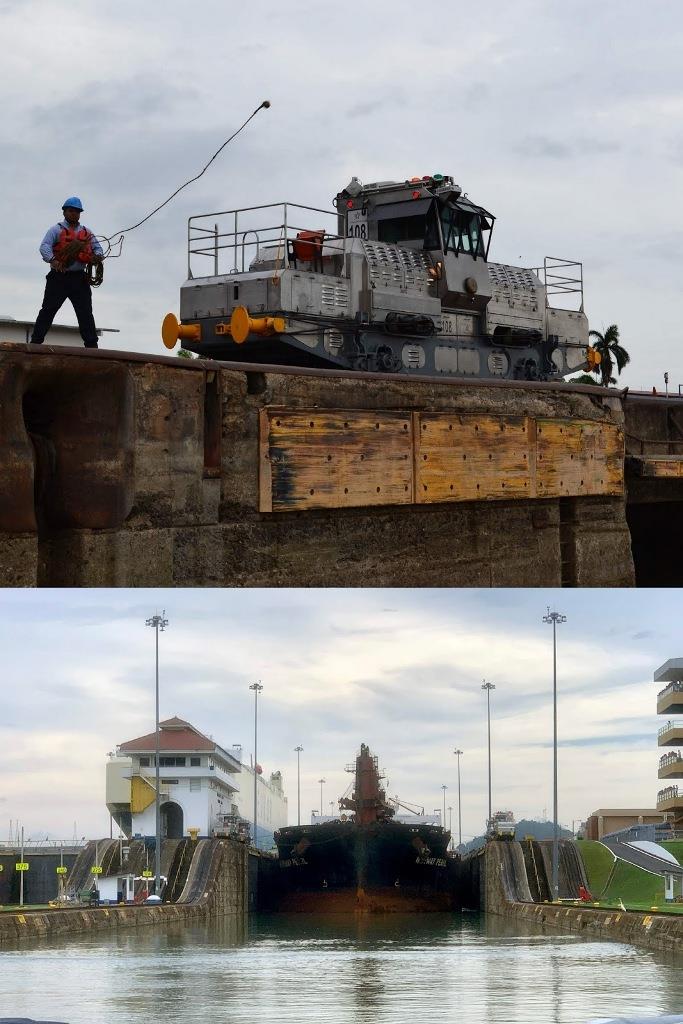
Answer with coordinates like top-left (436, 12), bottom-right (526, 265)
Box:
top-left (0, 341), bottom-right (623, 397)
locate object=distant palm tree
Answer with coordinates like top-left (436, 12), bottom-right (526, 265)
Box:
top-left (588, 324), bottom-right (630, 386)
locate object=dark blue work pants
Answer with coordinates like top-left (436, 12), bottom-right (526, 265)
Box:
top-left (31, 269), bottom-right (99, 347)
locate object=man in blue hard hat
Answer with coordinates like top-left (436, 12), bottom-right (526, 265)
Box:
top-left (31, 197), bottom-right (104, 349)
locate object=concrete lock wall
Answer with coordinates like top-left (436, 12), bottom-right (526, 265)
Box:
top-left (0, 344), bottom-right (635, 587)
top-left (482, 841), bottom-right (683, 957)
top-left (0, 853), bottom-right (79, 905)
top-left (0, 838), bottom-right (248, 946)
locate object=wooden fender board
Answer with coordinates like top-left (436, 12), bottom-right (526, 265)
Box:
top-left (259, 409), bottom-right (624, 513)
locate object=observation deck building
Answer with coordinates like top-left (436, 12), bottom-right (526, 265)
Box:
top-left (105, 716), bottom-right (288, 849)
top-left (656, 659), bottom-right (683, 828)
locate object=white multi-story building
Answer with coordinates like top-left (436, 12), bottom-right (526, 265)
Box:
top-left (106, 717), bottom-right (287, 849)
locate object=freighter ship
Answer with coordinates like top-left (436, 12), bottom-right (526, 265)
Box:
top-left (273, 744), bottom-right (457, 912)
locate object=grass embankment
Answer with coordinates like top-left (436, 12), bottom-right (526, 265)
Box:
top-left (578, 840), bottom-right (614, 894)
top-left (661, 840), bottom-right (683, 865)
top-left (574, 840), bottom-right (683, 915)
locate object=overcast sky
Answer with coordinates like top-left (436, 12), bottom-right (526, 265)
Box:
top-left (0, 588), bottom-right (675, 843)
top-left (2, 0), bottom-right (683, 388)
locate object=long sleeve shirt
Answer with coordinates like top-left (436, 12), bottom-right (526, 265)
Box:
top-left (39, 220), bottom-right (104, 272)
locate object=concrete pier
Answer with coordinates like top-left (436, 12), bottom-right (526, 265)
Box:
top-left (0, 344), bottom-right (637, 587)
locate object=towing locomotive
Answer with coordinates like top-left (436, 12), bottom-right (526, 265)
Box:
top-left (162, 174), bottom-right (592, 381)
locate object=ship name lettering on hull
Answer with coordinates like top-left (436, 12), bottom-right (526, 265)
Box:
top-left (279, 857), bottom-right (308, 868)
top-left (415, 856), bottom-right (447, 867)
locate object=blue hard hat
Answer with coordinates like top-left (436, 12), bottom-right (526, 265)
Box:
top-left (62, 196), bottom-right (84, 211)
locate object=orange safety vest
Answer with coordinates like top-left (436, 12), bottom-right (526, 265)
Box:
top-left (53, 225), bottom-right (94, 264)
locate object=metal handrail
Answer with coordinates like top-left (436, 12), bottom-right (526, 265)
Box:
top-left (187, 201), bottom-right (344, 279)
top-left (658, 682), bottom-right (683, 699)
top-left (659, 721), bottom-right (678, 737)
top-left (657, 785), bottom-right (679, 802)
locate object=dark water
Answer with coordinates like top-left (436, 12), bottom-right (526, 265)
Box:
top-left (1, 913), bottom-right (682, 1024)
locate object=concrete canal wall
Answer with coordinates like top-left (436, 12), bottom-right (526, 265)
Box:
top-left (0, 851), bottom-right (79, 905)
top-left (0, 343), bottom-right (635, 587)
top-left (482, 841), bottom-right (683, 957)
top-left (0, 838), bottom-right (248, 945)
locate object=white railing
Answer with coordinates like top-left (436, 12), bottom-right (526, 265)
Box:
top-left (658, 681), bottom-right (683, 699)
top-left (659, 721), bottom-right (677, 738)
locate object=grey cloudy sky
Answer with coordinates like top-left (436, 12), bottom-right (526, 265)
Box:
top-left (2, 0), bottom-right (683, 387)
top-left (0, 588), bottom-right (675, 842)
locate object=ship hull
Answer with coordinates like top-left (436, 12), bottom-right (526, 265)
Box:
top-left (274, 820), bottom-right (457, 913)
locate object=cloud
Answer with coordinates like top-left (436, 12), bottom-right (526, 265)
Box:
top-left (514, 136), bottom-right (622, 160)
top-left (1, 0), bottom-right (683, 385)
top-left (0, 587), bottom-right (676, 838)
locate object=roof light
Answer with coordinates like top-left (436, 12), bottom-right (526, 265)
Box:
top-left (422, 175), bottom-right (432, 182)
top-left (410, 176), bottom-right (421, 183)
top-left (433, 173), bottom-right (444, 182)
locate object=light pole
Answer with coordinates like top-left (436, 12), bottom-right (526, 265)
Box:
top-left (441, 784), bottom-right (447, 833)
top-left (453, 748), bottom-right (463, 849)
top-left (318, 778), bottom-right (326, 816)
top-left (481, 681), bottom-right (495, 830)
top-left (447, 806), bottom-right (453, 851)
top-left (249, 682), bottom-right (263, 850)
top-left (543, 607), bottom-right (566, 901)
top-left (294, 746), bottom-right (303, 826)
top-left (146, 610), bottom-right (168, 897)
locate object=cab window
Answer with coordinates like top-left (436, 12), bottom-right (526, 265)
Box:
top-left (376, 200), bottom-right (441, 250)
top-left (440, 207), bottom-right (490, 259)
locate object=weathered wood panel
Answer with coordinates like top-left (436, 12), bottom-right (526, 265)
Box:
top-left (536, 420), bottom-right (623, 497)
top-left (632, 457), bottom-right (683, 478)
top-left (260, 409), bottom-right (413, 512)
top-left (259, 409), bottom-right (624, 512)
top-left (416, 414), bottom-right (530, 502)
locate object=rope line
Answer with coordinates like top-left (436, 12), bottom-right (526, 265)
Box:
top-left (98, 100), bottom-right (271, 258)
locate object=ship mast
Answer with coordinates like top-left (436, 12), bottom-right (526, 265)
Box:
top-left (339, 743), bottom-right (395, 824)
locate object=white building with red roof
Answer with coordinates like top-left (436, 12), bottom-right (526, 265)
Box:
top-left (106, 716), bottom-right (287, 848)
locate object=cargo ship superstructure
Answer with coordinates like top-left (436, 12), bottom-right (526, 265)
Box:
top-left (274, 744), bottom-right (456, 912)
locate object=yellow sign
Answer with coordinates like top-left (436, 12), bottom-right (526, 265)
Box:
top-left (142, 870), bottom-right (153, 878)
top-left (56, 866), bottom-right (67, 875)
top-left (91, 866), bottom-right (103, 875)
top-left (15, 863), bottom-right (29, 871)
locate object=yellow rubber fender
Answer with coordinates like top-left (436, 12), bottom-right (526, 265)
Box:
top-left (586, 346), bottom-right (602, 370)
top-left (230, 305), bottom-right (286, 344)
top-left (161, 313), bottom-right (201, 349)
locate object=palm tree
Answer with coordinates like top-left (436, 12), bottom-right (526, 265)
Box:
top-left (588, 324), bottom-right (630, 386)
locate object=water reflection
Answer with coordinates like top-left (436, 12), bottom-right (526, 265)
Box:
top-left (1, 912), bottom-right (682, 1024)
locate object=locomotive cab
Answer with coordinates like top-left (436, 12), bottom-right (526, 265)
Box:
top-left (336, 175), bottom-right (495, 314)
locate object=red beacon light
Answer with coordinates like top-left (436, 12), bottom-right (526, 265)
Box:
top-left (411, 190), bottom-right (421, 199)
top-left (346, 199), bottom-right (354, 209)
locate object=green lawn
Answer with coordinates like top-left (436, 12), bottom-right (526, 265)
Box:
top-left (574, 840), bottom-right (683, 913)
top-left (661, 840), bottom-right (683, 865)
top-left (576, 840), bottom-right (614, 896)
top-left (604, 859), bottom-right (664, 905)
